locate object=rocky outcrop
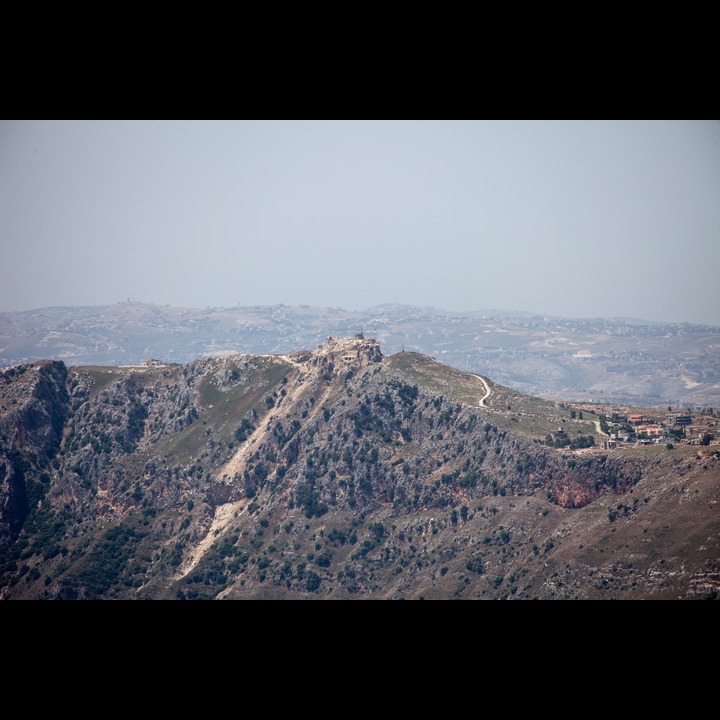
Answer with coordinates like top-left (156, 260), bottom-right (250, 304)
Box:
top-left (0, 361), bottom-right (68, 543)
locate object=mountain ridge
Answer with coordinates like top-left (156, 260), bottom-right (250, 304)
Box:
top-left (1, 338), bottom-right (718, 600)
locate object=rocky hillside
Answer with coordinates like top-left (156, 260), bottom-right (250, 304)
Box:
top-left (1, 337), bottom-right (718, 600)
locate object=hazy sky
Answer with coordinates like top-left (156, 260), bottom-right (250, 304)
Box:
top-left (2, 120), bottom-right (719, 324)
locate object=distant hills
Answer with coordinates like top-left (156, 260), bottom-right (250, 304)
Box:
top-left (1, 302), bottom-right (719, 406)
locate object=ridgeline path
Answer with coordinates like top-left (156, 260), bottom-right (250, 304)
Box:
top-left (474, 374), bottom-right (492, 407)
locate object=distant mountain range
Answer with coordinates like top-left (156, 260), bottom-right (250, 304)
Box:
top-left (1, 302), bottom-right (719, 406)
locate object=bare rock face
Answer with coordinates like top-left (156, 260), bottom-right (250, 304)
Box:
top-left (309, 336), bottom-right (383, 373)
top-left (0, 361), bottom-right (68, 542)
top-left (0, 456), bottom-right (21, 540)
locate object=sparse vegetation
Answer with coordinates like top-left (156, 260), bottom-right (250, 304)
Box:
top-left (1, 341), bottom-right (716, 601)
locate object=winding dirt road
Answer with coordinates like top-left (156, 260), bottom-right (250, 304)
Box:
top-left (473, 374), bottom-right (492, 407)
top-left (591, 418), bottom-right (610, 441)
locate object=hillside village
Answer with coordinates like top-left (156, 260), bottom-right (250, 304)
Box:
top-left (580, 403), bottom-right (718, 454)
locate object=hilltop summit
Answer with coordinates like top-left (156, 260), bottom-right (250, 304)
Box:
top-left (309, 334), bottom-right (382, 368)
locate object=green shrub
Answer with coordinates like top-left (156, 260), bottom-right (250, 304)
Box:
top-left (306, 571), bottom-right (321, 592)
top-left (466, 558), bottom-right (484, 574)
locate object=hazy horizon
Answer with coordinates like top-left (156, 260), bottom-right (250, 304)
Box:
top-left (2, 120), bottom-right (719, 325)
top-left (3, 298), bottom-right (719, 328)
